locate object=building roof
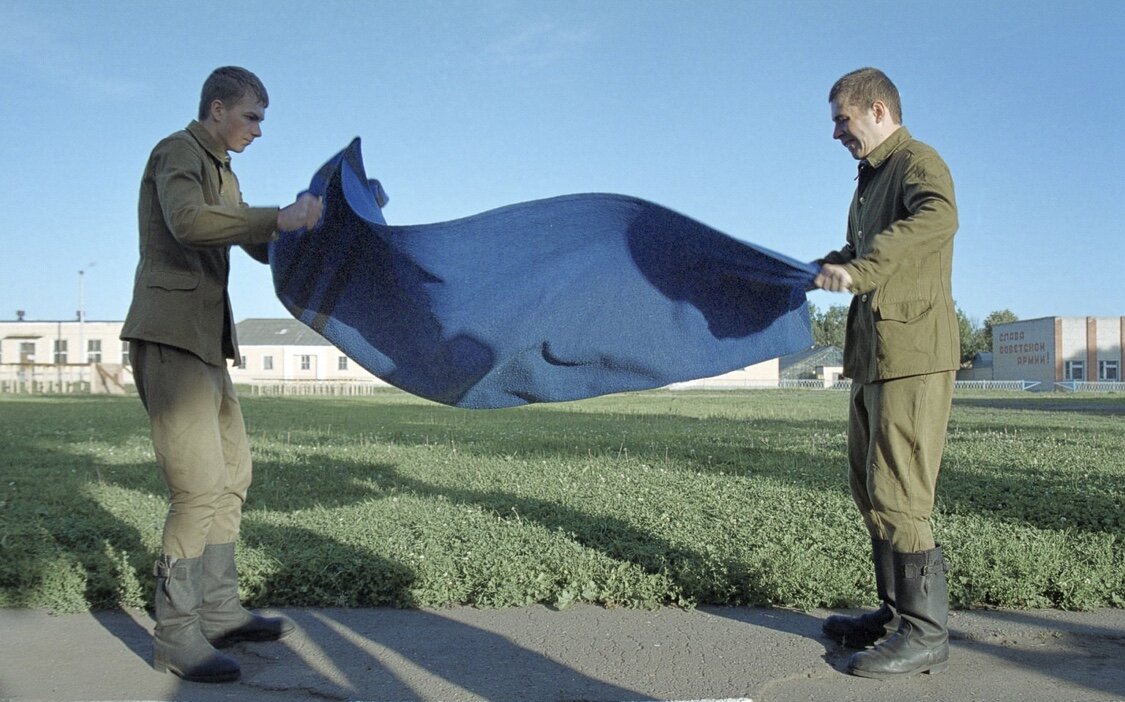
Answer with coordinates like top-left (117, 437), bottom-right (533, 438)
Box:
top-left (778, 345), bottom-right (843, 379)
top-left (235, 318), bottom-right (332, 346)
top-left (971, 351), bottom-right (993, 367)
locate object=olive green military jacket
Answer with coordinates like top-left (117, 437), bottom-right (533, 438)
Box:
top-left (820, 127), bottom-right (960, 384)
top-left (121, 121), bottom-right (279, 367)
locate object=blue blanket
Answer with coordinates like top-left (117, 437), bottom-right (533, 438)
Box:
top-left (269, 139), bottom-right (817, 408)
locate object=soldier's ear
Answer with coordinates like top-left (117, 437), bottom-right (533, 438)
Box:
top-left (871, 100), bottom-right (888, 124)
top-left (207, 98), bottom-right (225, 123)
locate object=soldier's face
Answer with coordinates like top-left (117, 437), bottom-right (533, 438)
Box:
top-left (831, 99), bottom-right (880, 160)
top-left (210, 94), bottom-right (266, 154)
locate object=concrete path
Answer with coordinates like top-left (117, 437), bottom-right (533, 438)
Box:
top-left (1, 605), bottom-right (1123, 702)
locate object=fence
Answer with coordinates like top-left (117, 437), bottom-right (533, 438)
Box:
top-left (246, 382), bottom-right (395, 397)
top-left (3, 377), bottom-right (1120, 397)
top-left (0, 363), bottom-right (129, 395)
top-left (1054, 381), bottom-right (1125, 393)
top-left (953, 380), bottom-right (1042, 391)
top-left (0, 379), bottom-right (92, 394)
top-left (671, 379), bottom-right (1051, 392)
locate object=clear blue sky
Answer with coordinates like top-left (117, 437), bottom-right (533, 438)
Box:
top-left (2, 0), bottom-right (1121, 328)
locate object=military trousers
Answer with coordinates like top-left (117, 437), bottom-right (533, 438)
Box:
top-left (847, 371), bottom-right (954, 553)
top-left (130, 341), bottom-right (252, 559)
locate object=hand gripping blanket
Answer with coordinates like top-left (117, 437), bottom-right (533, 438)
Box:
top-left (269, 139), bottom-right (817, 409)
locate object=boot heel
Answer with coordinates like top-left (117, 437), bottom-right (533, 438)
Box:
top-left (925, 659), bottom-right (949, 675)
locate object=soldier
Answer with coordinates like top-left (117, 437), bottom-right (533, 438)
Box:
top-left (814, 67), bottom-right (959, 679)
top-left (122, 66), bottom-right (322, 682)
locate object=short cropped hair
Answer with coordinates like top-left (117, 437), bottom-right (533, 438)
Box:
top-left (198, 66), bottom-right (269, 121)
top-left (829, 67), bottom-right (902, 124)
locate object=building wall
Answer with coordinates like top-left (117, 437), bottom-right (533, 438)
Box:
top-left (230, 345), bottom-right (387, 384)
top-left (18, 316), bottom-right (1119, 392)
top-left (1095, 317), bottom-right (1123, 381)
top-left (1059, 317), bottom-right (1089, 380)
top-left (817, 365), bottom-right (844, 385)
top-left (0, 320), bottom-right (390, 386)
top-left (669, 358), bottom-right (779, 389)
top-left (992, 316), bottom-right (1123, 388)
top-left (0, 320), bottom-right (128, 382)
top-left (992, 317), bottom-right (1055, 387)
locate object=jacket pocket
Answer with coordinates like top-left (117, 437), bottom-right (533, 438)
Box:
top-left (144, 270), bottom-right (199, 291)
top-left (873, 298), bottom-right (938, 371)
top-left (875, 299), bottom-right (932, 323)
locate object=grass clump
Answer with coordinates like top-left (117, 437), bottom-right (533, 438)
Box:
top-left (1, 389), bottom-right (1121, 612)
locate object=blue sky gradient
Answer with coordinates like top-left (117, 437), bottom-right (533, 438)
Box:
top-left (1, 0), bottom-right (1120, 326)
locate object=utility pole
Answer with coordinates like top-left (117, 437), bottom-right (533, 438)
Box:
top-left (78, 263), bottom-right (94, 388)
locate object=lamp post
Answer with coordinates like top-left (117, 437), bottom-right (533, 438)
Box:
top-left (78, 263), bottom-right (94, 387)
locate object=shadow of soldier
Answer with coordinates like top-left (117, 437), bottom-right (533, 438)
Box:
top-left (0, 396), bottom-right (158, 664)
top-left (224, 521), bottom-right (649, 702)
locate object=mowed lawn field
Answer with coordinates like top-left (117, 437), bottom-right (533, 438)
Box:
top-left (1, 389), bottom-right (1121, 613)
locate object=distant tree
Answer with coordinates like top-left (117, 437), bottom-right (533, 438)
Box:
top-left (809, 302), bottom-right (848, 348)
top-left (956, 305), bottom-right (982, 365)
top-left (977, 309), bottom-right (1019, 353)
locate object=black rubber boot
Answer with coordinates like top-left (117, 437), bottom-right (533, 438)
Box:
top-left (152, 555), bottom-right (241, 682)
top-left (198, 542), bottom-right (295, 649)
top-left (823, 538), bottom-right (897, 648)
top-left (847, 545), bottom-right (950, 679)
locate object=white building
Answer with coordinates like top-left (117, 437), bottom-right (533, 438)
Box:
top-left (0, 319), bottom-right (130, 392)
top-left (229, 318), bottom-right (389, 386)
top-left (8, 315), bottom-right (1120, 394)
top-left (233, 318), bottom-right (785, 390)
top-left (668, 356), bottom-right (781, 389)
top-left (1, 317), bottom-right (791, 393)
top-left (992, 316), bottom-right (1123, 389)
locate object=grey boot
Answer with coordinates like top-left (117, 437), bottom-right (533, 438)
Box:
top-left (847, 545), bottom-right (950, 679)
top-left (152, 555), bottom-right (241, 682)
top-left (823, 538), bottom-right (897, 648)
top-left (199, 542), bottom-right (295, 649)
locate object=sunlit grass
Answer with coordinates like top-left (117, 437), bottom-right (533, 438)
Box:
top-left (1, 390), bottom-right (1121, 612)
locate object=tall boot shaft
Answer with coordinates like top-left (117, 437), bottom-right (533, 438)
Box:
top-left (871, 537), bottom-right (895, 608)
top-left (199, 542), bottom-right (294, 648)
top-left (848, 545), bottom-right (949, 679)
top-left (153, 555), bottom-right (240, 683)
top-left (823, 538), bottom-right (897, 647)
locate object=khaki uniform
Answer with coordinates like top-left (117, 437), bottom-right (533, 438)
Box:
top-left (122, 122), bottom-right (279, 558)
top-left (821, 127), bottom-right (959, 552)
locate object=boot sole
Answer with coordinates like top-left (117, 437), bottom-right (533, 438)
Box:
top-left (848, 659), bottom-right (949, 680)
top-left (208, 625), bottom-right (296, 649)
top-left (154, 661), bottom-right (241, 683)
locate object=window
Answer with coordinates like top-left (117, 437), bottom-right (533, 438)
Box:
top-left (87, 339), bottom-right (102, 363)
top-left (54, 340), bottom-right (68, 364)
top-left (239, 355), bottom-right (247, 369)
top-left (338, 356), bottom-right (348, 370)
top-left (300, 355), bottom-right (311, 370)
top-left (19, 342), bottom-right (35, 364)
top-left (263, 355), bottom-right (274, 370)
top-left (1099, 360), bottom-right (1120, 381)
top-left (1064, 360), bottom-right (1085, 381)
top-left (121, 342), bottom-right (130, 366)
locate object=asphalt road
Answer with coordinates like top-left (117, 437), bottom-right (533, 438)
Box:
top-left (1, 604), bottom-right (1123, 702)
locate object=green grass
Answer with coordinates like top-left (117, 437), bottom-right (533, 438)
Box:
top-left (1, 389), bottom-right (1121, 612)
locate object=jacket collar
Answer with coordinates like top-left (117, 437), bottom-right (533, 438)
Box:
top-left (863, 126), bottom-right (911, 170)
top-left (186, 120), bottom-right (231, 167)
